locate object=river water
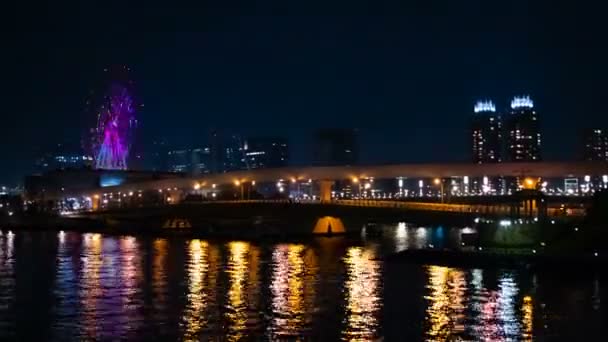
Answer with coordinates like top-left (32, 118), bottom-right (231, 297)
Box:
top-left (0, 224), bottom-right (604, 341)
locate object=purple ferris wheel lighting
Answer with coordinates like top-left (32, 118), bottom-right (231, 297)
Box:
top-left (94, 84), bottom-right (135, 170)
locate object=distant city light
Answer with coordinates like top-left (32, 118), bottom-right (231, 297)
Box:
top-left (511, 95), bottom-right (534, 109)
top-left (474, 100), bottom-right (496, 113)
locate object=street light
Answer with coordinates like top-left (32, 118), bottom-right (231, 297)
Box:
top-left (434, 178), bottom-right (444, 203)
top-left (235, 180), bottom-right (243, 200)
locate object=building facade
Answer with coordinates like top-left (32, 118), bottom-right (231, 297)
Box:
top-left (505, 96), bottom-right (541, 162)
top-left (471, 100), bottom-right (502, 163)
top-left (209, 130), bottom-right (245, 173)
top-left (583, 128), bottom-right (608, 161)
top-left (35, 142), bottom-right (93, 172)
top-left (167, 147), bottom-right (211, 174)
top-left (313, 128), bottom-right (358, 166)
top-left (243, 137), bottom-right (289, 169)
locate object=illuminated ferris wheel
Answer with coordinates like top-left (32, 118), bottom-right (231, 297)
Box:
top-left (94, 83), bottom-right (137, 170)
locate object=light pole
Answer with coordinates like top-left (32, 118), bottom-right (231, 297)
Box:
top-left (352, 177), bottom-right (360, 199)
top-left (235, 180), bottom-right (243, 200)
top-left (434, 178), bottom-right (444, 203)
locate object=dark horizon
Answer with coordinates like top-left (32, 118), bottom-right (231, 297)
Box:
top-left (2, 0), bottom-right (608, 184)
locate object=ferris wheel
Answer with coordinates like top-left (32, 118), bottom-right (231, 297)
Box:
top-left (94, 83), bottom-right (136, 170)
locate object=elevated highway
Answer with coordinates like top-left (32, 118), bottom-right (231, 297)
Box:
top-left (72, 161), bottom-right (608, 198)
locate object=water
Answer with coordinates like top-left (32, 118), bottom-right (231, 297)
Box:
top-left (0, 225), bottom-right (605, 341)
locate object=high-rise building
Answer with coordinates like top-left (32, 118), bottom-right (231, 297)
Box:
top-left (167, 147), bottom-right (211, 174)
top-left (243, 137), bottom-right (289, 169)
top-left (471, 100), bottom-right (502, 163)
top-left (209, 130), bottom-right (245, 173)
top-left (34, 142), bottom-right (93, 172)
top-left (583, 128), bottom-right (608, 161)
top-left (145, 139), bottom-right (169, 171)
top-left (209, 130), bottom-right (223, 173)
top-left (313, 128), bottom-right (358, 166)
top-left (505, 96), bottom-right (541, 162)
top-left (224, 134), bottom-right (245, 171)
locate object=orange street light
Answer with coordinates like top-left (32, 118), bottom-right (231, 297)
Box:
top-left (434, 178), bottom-right (444, 203)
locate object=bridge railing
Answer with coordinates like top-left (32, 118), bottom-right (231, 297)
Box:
top-left (181, 198), bottom-right (584, 217)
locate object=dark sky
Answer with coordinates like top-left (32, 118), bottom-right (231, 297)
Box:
top-left (2, 0), bottom-right (607, 184)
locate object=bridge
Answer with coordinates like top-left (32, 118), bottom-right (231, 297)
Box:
top-left (24, 161), bottom-right (608, 221)
top-left (41, 161), bottom-right (606, 198)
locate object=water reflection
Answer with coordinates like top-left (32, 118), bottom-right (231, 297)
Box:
top-left (497, 273), bottom-right (520, 339)
top-left (225, 241), bottom-right (251, 341)
top-left (270, 244), bottom-right (305, 337)
top-left (80, 233), bottom-right (103, 339)
top-left (394, 222), bottom-right (409, 252)
top-left (0, 231), bottom-right (15, 337)
top-left (425, 266), bottom-right (451, 340)
top-left (0, 230), bottom-right (604, 340)
top-left (182, 239), bottom-right (209, 341)
top-left (342, 246), bottom-right (382, 341)
top-left (53, 231), bottom-right (78, 339)
top-left (425, 266), bottom-right (535, 341)
top-left (522, 295), bottom-right (533, 341)
top-left (152, 238), bottom-right (168, 325)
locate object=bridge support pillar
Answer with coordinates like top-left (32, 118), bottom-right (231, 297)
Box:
top-left (91, 195), bottom-right (100, 211)
top-left (319, 180), bottom-right (334, 203)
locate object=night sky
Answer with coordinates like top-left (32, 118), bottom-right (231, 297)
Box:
top-left (2, 0), bottom-right (607, 184)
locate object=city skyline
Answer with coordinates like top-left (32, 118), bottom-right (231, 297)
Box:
top-left (3, 1), bottom-right (608, 184)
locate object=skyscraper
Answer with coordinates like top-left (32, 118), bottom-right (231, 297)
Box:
top-left (313, 128), bottom-right (358, 166)
top-left (209, 130), bottom-right (245, 173)
top-left (471, 100), bottom-right (502, 163)
top-left (582, 128), bottom-right (608, 161)
top-left (209, 130), bottom-right (223, 173)
top-left (505, 96), bottom-right (541, 162)
top-left (243, 137), bottom-right (289, 169)
top-left (167, 147), bottom-right (211, 174)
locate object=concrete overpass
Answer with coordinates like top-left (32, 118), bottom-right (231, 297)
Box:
top-left (64, 161), bottom-right (608, 200)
